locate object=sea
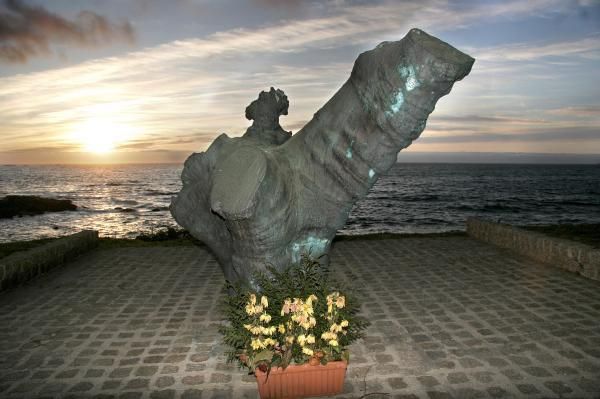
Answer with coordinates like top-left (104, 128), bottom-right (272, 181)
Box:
top-left (1, 163), bottom-right (599, 243)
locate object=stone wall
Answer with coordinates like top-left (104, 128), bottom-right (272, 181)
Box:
top-left (0, 230), bottom-right (99, 291)
top-left (467, 218), bottom-right (600, 282)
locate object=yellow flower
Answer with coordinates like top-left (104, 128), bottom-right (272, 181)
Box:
top-left (245, 304), bottom-right (255, 315)
top-left (259, 313), bottom-right (272, 323)
top-left (258, 326), bottom-right (273, 336)
top-left (255, 305), bottom-right (263, 314)
top-left (286, 336), bottom-right (295, 344)
top-left (336, 296), bottom-right (345, 308)
top-left (251, 339), bottom-right (264, 350)
top-left (328, 339), bottom-right (338, 347)
top-left (298, 334), bottom-right (306, 346)
top-left (249, 294), bottom-right (257, 305)
top-left (306, 294), bottom-right (317, 306)
top-left (243, 324), bottom-right (253, 331)
top-left (302, 347), bottom-right (314, 356)
top-left (340, 320), bottom-right (349, 327)
top-left (306, 334), bottom-right (315, 344)
top-left (260, 296), bottom-right (269, 308)
top-left (326, 294), bottom-right (334, 306)
top-left (278, 324), bottom-right (286, 334)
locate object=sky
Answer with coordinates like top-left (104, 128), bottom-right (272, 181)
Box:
top-left (0, 0), bottom-right (599, 164)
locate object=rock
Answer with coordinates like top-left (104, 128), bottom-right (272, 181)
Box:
top-left (0, 195), bottom-right (77, 219)
top-left (114, 207), bottom-right (136, 213)
top-left (170, 28), bottom-right (474, 287)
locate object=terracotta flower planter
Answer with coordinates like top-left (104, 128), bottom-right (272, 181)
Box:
top-left (255, 360), bottom-right (347, 399)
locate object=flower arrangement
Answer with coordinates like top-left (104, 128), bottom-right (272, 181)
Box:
top-left (220, 254), bottom-right (368, 373)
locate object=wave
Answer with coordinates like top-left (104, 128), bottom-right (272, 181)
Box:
top-left (365, 194), bottom-right (440, 202)
top-left (398, 194), bottom-right (440, 202)
top-left (447, 202), bottom-right (525, 212)
top-left (114, 207), bottom-right (137, 213)
top-left (143, 190), bottom-right (178, 196)
top-left (149, 206), bottom-right (169, 212)
top-left (111, 198), bottom-right (138, 206)
top-left (553, 200), bottom-right (600, 207)
top-left (482, 203), bottom-right (520, 212)
top-left (105, 179), bottom-right (141, 187)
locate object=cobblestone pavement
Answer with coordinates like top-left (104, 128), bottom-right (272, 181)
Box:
top-left (1, 236), bottom-right (599, 399)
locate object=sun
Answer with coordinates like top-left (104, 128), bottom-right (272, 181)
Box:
top-left (72, 118), bottom-right (133, 154)
top-left (83, 132), bottom-right (115, 154)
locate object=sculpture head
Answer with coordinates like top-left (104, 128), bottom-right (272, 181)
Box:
top-left (243, 87), bottom-right (291, 145)
top-left (245, 87), bottom-right (288, 125)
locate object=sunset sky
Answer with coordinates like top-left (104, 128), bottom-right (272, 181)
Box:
top-left (0, 0), bottom-right (599, 164)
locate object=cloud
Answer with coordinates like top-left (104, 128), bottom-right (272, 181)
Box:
top-left (0, 0), bottom-right (134, 63)
top-left (577, 0), bottom-right (600, 6)
top-left (469, 36), bottom-right (600, 63)
top-left (251, 0), bottom-right (304, 8)
top-left (0, 0), bottom-right (597, 161)
top-left (547, 105), bottom-right (600, 116)
top-left (115, 132), bottom-right (217, 151)
top-left (430, 115), bottom-right (550, 125)
top-left (420, 126), bottom-right (600, 143)
top-left (2, 144), bottom-right (77, 152)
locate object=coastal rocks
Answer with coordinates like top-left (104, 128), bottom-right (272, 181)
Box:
top-left (0, 195), bottom-right (77, 219)
top-left (170, 28), bottom-right (474, 287)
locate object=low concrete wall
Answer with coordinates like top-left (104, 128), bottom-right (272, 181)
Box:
top-left (0, 230), bottom-right (99, 291)
top-left (467, 218), bottom-right (600, 282)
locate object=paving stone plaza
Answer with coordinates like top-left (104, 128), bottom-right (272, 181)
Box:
top-left (1, 236), bottom-right (599, 398)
